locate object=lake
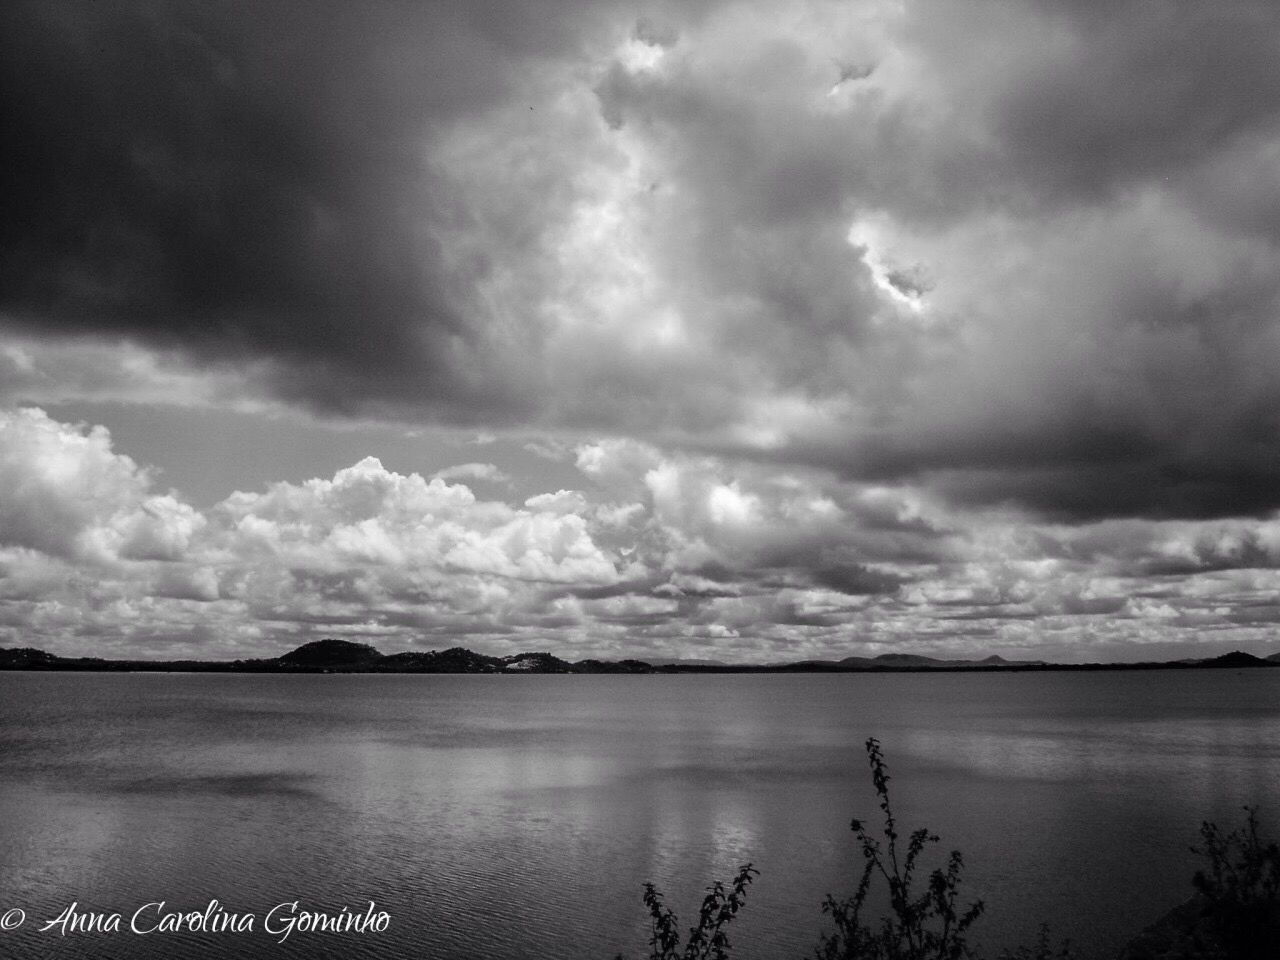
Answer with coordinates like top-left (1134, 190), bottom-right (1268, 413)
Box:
top-left (2, 670), bottom-right (1278, 959)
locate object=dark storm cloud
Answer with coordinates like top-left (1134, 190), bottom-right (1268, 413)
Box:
top-left (808, 561), bottom-right (902, 596)
top-left (0, 0), bottom-right (620, 418)
top-left (933, 461), bottom-right (1280, 524)
top-left (882, 2), bottom-right (1280, 221)
top-left (1226, 605), bottom-right (1280, 626)
top-left (995, 3), bottom-right (1280, 205)
top-left (586, 0), bottom-right (1280, 520)
top-left (828, 1), bottom-right (1280, 519)
top-left (6, 0), bottom-right (1280, 530)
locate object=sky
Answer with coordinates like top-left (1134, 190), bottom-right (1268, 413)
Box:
top-left (3, 1), bottom-right (1280, 663)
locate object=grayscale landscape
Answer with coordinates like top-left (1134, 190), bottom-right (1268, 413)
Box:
top-left (2, 1), bottom-right (1279, 957)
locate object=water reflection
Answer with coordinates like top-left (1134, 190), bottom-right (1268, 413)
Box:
top-left (1, 670), bottom-right (1278, 960)
top-left (903, 716), bottom-right (1280, 794)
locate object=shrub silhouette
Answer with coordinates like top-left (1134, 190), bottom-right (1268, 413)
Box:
top-left (813, 737), bottom-right (988, 960)
top-left (615, 862), bottom-right (759, 960)
top-left (1192, 806), bottom-right (1280, 906)
top-left (1185, 806), bottom-right (1280, 959)
top-left (614, 739), bottom-right (1280, 959)
top-left (616, 738), bottom-right (1072, 960)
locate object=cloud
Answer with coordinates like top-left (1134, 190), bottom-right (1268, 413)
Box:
top-left (3, 410), bottom-right (1280, 660)
top-left (6, 0), bottom-right (1280, 523)
top-left (431, 462), bottom-right (511, 485)
top-left (7, 2), bottom-right (1280, 659)
top-left (0, 406), bottom-right (171, 560)
top-left (216, 456), bottom-right (619, 582)
top-left (0, 0), bottom-right (608, 419)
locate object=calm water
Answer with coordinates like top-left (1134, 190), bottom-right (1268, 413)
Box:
top-left (1, 671), bottom-right (1279, 959)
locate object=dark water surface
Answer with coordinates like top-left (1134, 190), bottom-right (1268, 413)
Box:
top-left (2, 671), bottom-right (1279, 959)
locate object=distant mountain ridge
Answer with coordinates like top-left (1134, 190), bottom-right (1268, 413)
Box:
top-left (1, 640), bottom-right (1277, 674)
top-left (1187, 650), bottom-right (1273, 668)
top-left (835, 652), bottom-right (1049, 669)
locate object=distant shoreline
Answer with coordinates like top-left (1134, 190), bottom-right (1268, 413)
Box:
top-left (3, 639), bottom-right (1277, 675)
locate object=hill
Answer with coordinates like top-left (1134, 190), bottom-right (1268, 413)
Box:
top-left (382, 647), bottom-right (501, 673)
top-left (278, 639), bottom-right (382, 667)
top-left (837, 652), bottom-right (1048, 670)
top-left (279, 643), bottom-right (616, 673)
top-left (1192, 650), bottom-right (1274, 668)
top-left (0, 647), bottom-right (62, 669)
